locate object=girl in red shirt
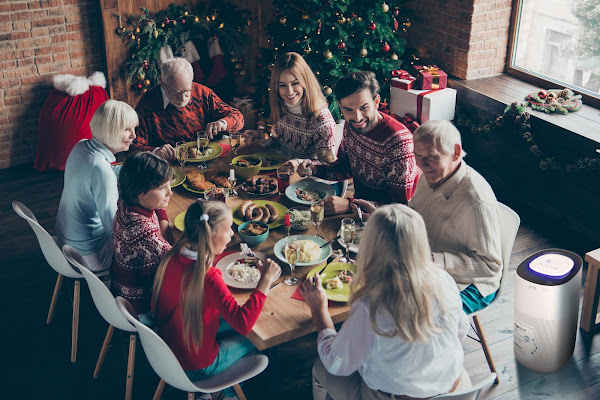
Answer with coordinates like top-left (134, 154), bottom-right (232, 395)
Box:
top-left (152, 200), bottom-right (280, 399)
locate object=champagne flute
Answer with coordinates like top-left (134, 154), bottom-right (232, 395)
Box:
top-left (311, 200), bottom-right (324, 238)
top-left (229, 132), bottom-right (241, 156)
top-left (340, 218), bottom-right (356, 263)
top-left (175, 141), bottom-right (188, 172)
top-left (196, 131), bottom-right (209, 169)
top-left (283, 236), bottom-right (301, 285)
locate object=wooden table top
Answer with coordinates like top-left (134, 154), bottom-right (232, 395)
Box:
top-left (166, 138), bottom-right (353, 351)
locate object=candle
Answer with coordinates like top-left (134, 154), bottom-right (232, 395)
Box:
top-left (229, 169), bottom-right (235, 180)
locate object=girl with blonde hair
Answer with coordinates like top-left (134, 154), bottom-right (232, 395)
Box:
top-left (300, 204), bottom-right (470, 399)
top-left (152, 200), bottom-right (280, 400)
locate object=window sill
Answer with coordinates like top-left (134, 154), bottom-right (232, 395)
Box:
top-left (449, 74), bottom-right (600, 146)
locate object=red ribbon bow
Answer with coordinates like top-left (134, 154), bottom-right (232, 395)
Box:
top-left (392, 69), bottom-right (410, 79)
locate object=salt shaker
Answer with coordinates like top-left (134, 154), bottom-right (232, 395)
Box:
top-left (283, 213), bottom-right (291, 237)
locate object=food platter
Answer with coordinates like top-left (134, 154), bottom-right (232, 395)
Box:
top-left (232, 200), bottom-right (288, 229)
top-left (336, 226), bottom-right (364, 253)
top-left (251, 151), bottom-right (288, 171)
top-left (307, 262), bottom-right (356, 302)
top-left (273, 235), bottom-right (331, 267)
top-left (215, 251), bottom-right (281, 289)
top-left (240, 175), bottom-right (278, 196)
top-left (285, 179), bottom-right (336, 205)
top-left (182, 169), bottom-right (232, 194)
top-left (170, 167), bottom-right (185, 188)
top-left (184, 141), bottom-right (223, 162)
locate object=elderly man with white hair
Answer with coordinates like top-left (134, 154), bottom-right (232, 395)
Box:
top-left (408, 120), bottom-right (502, 313)
top-left (133, 57), bottom-right (243, 160)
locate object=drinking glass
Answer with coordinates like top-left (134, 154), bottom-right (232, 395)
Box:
top-left (175, 141), bottom-right (188, 172)
top-left (311, 200), bottom-right (324, 238)
top-left (196, 131), bottom-right (210, 169)
top-left (340, 218), bottom-right (356, 263)
top-left (277, 166), bottom-right (291, 196)
top-left (283, 236), bottom-right (301, 285)
top-left (229, 132), bottom-right (241, 156)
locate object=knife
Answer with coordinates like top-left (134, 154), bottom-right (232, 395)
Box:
top-left (320, 234), bottom-right (341, 248)
top-left (269, 282), bottom-right (281, 292)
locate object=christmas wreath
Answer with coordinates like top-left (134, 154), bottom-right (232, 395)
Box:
top-left (525, 88), bottom-right (583, 114)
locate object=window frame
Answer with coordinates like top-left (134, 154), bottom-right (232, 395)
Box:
top-left (506, 0), bottom-right (600, 109)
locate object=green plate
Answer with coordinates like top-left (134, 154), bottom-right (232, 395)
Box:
top-left (252, 151), bottom-right (288, 170)
top-left (307, 262), bottom-right (356, 302)
top-left (171, 167), bottom-right (185, 188)
top-left (174, 211), bottom-right (186, 231)
top-left (232, 200), bottom-right (288, 229)
top-left (185, 141), bottom-right (223, 162)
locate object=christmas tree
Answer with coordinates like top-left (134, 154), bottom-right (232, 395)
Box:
top-left (255, 0), bottom-right (414, 120)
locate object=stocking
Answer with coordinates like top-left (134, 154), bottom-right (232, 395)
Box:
top-left (179, 40), bottom-right (204, 83)
top-left (205, 36), bottom-right (227, 87)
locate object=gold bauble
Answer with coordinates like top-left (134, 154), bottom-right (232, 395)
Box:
top-left (382, 2), bottom-right (389, 12)
top-left (194, 17), bottom-right (199, 23)
top-left (141, 88), bottom-right (147, 94)
top-left (390, 53), bottom-right (398, 61)
top-left (323, 86), bottom-right (332, 96)
top-left (172, 20), bottom-right (177, 26)
top-left (359, 48), bottom-right (368, 57)
top-left (135, 27), bottom-right (140, 33)
top-left (323, 50), bottom-right (333, 59)
top-left (137, 73), bottom-right (145, 81)
top-left (357, 17), bottom-right (363, 22)
top-left (338, 16), bottom-right (346, 24)
top-left (152, 30), bottom-right (158, 38)
top-left (161, 23), bottom-right (165, 27)
top-left (184, 11), bottom-right (189, 16)
top-left (143, 79), bottom-right (151, 87)
top-left (238, 70), bottom-right (246, 76)
top-left (302, 14), bottom-right (309, 20)
top-left (130, 34), bottom-right (135, 40)
top-left (279, 16), bottom-right (287, 24)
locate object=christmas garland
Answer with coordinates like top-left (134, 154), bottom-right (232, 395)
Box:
top-left (455, 103), bottom-right (600, 174)
top-left (525, 88), bottom-right (583, 114)
top-left (113, 3), bottom-right (250, 92)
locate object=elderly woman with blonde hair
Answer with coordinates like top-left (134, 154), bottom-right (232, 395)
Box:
top-left (300, 204), bottom-right (471, 399)
top-left (56, 99), bottom-right (138, 272)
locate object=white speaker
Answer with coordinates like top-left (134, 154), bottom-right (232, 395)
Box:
top-left (514, 249), bottom-right (582, 373)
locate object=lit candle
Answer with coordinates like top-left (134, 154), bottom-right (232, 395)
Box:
top-left (229, 169), bottom-right (235, 180)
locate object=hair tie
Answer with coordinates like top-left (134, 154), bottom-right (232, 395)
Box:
top-left (200, 213), bottom-right (209, 222)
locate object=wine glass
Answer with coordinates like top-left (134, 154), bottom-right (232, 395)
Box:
top-left (229, 132), bottom-right (241, 156)
top-left (196, 131), bottom-right (209, 169)
top-left (283, 236), bottom-right (301, 285)
top-left (311, 200), bottom-right (324, 238)
top-left (175, 141), bottom-right (188, 172)
top-left (340, 218), bottom-right (356, 263)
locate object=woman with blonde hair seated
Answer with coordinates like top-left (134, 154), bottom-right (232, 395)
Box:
top-left (300, 204), bottom-right (471, 399)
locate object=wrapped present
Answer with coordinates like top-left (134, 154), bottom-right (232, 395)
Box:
top-left (390, 87), bottom-right (456, 123)
top-left (413, 65), bottom-right (447, 90)
top-left (391, 70), bottom-right (416, 90)
top-left (400, 113), bottom-right (421, 133)
top-left (231, 96), bottom-right (257, 130)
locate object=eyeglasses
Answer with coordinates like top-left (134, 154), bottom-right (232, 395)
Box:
top-left (160, 78), bottom-right (192, 96)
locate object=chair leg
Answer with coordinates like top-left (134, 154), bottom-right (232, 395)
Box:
top-left (233, 384), bottom-right (247, 400)
top-left (93, 325), bottom-right (115, 378)
top-left (71, 279), bottom-right (80, 363)
top-left (125, 333), bottom-right (136, 400)
top-left (152, 379), bottom-right (166, 400)
top-left (47, 274), bottom-right (63, 324)
top-left (187, 393), bottom-right (195, 400)
top-left (472, 315), bottom-right (500, 384)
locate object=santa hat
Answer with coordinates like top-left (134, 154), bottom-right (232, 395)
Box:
top-left (53, 71), bottom-right (106, 96)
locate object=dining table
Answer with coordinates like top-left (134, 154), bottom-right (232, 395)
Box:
top-left (166, 134), bottom-right (355, 396)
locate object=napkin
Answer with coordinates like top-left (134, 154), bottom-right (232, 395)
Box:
top-left (218, 143), bottom-right (231, 157)
top-left (291, 285), bottom-right (305, 301)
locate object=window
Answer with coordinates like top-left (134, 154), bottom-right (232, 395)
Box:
top-left (507, 0), bottom-right (600, 107)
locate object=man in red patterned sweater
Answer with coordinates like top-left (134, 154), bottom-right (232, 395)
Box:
top-left (133, 57), bottom-right (243, 160)
top-left (288, 71), bottom-right (419, 215)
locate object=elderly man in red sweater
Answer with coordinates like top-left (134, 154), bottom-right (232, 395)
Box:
top-left (133, 57), bottom-right (244, 160)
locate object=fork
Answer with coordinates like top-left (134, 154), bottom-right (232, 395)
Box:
top-left (356, 206), bottom-right (365, 227)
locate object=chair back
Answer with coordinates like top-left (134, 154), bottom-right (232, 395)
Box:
top-left (62, 245), bottom-right (135, 333)
top-left (470, 202), bottom-right (520, 317)
top-left (12, 200), bottom-right (82, 279)
top-left (431, 373), bottom-right (496, 399)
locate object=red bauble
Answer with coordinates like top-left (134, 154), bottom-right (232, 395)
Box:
top-left (382, 43), bottom-right (390, 52)
top-left (143, 65), bottom-right (149, 71)
top-left (368, 22), bottom-right (377, 30)
top-left (165, 18), bottom-right (170, 24)
top-left (135, 83), bottom-right (143, 90)
top-left (394, 19), bottom-right (399, 31)
top-left (337, 41), bottom-right (346, 50)
top-left (295, 39), bottom-right (300, 44)
top-left (181, 18), bottom-right (186, 24)
top-left (538, 90), bottom-right (547, 99)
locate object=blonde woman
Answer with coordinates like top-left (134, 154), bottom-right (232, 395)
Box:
top-left (152, 200), bottom-right (280, 400)
top-left (300, 204), bottom-right (470, 399)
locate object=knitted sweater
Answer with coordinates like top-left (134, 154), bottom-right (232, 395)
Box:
top-left (133, 83), bottom-right (244, 152)
top-left (272, 106), bottom-right (336, 160)
top-left (316, 112), bottom-right (419, 204)
top-left (111, 202), bottom-right (172, 315)
top-left (154, 251), bottom-right (266, 371)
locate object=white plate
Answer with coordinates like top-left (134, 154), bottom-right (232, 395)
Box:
top-left (285, 179), bottom-right (336, 205)
top-left (273, 235), bottom-right (331, 267)
top-left (215, 251), bottom-right (280, 289)
top-left (337, 226), bottom-right (364, 253)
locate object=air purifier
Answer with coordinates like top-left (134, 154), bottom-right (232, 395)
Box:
top-left (514, 249), bottom-right (582, 373)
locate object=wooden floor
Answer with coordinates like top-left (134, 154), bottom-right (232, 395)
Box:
top-left (2, 165), bottom-right (600, 400)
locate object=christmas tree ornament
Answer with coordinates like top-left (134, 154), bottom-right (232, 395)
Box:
top-left (360, 48), bottom-right (368, 57)
top-left (338, 15), bottom-right (346, 24)
top-left (184, 11), bottom-right (188, 16)
top-left (547, 92), bottom-right (557, 100)
top-left (135, 27), bottom-right (140, 33)
top-left (538, 90), bottom-right (547, 99)
top-left (135, 82), bottom-right (143, 90)
top-left (393, 18), bottom-right (398, 31)
top-left (194, 16), bottom-right (199, 23)
top-left (239, 70), bottom-right (246, 76)
top-left (280, 16), bottom-right (287, 24)
top-left (304, 44), bottom-right (312, 54)
top-left (323, 50), bottom-right (333, 59)
top-left (382, 2), bottom-right (389, 12)
top-left (357, 17), bottom-right (363, 22)
top-left (143, 79), bottom-right (151, 87)
top-left (368, 22), bottom-right (377, 30)
top-left (172, 20), bottom-right (177, 26)
top-left (137, 73), bottom-right (145, 81)
top-left (323, 86), bottom-right (332, 96)
top-left (394, 9), bottom-right (400, 16)
top-left (141, 88), bottom-right (147, 94)
top-left (161, 23), bottom-right (165, 28)
top-left (317, 20), bottom-right (321, 34)
top-left (130, 34), bottom-right (136, 40)
top-left (165, 18), bottom-right (170, 24)
top-left (337, 41), bottom-right (346, 50)
top-left (153, 30), bottom-right (158, 38)
top-left (181, 18), bottom-right (186, 24)
top-left (302, 14), bottom-right (309, 20)
top-left (143, 65), bottom-right (149, 71)
top-left (382, 43), bottom-right (390, 52)
top-left (391, 53), bottom-right (398, 60)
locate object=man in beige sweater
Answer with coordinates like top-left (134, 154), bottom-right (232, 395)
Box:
top-left (408, 120), bottom-right (502, 314)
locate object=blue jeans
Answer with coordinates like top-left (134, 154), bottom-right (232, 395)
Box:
top-left (186, 319), bottom-right (257, 397)
top-left (460, 284), bottom-right (497, 314)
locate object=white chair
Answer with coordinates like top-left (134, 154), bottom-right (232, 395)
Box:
top-left (468, 202), bottom-right (520, 384)
top-left (62, 245), bottom-right (137, 400)
top-left (11, 200), bottom-right (105, 362)
top-left (116, 297), bottom-right (269, 400)
top-left (431, 373), bottom-right (497, 399)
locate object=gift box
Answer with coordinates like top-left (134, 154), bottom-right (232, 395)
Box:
top-left (390, 87), bottom-right (456, 123)
top-left (413, 65), bottom-right (447, 90)
top-left (231, 96), bottom-right (257, 130)
top-left (391, 70), bottom-right (416, 90)
top-left (393, 113), bottom-right (420, 133)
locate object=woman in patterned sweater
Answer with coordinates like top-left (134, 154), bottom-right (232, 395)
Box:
top-left (112, 152), bottom-right (173, 324)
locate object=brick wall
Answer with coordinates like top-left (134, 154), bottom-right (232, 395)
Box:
top-left (405, 0), bottom-right (512, 79)
top-left (0, 0), bottom-right (106, 169)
